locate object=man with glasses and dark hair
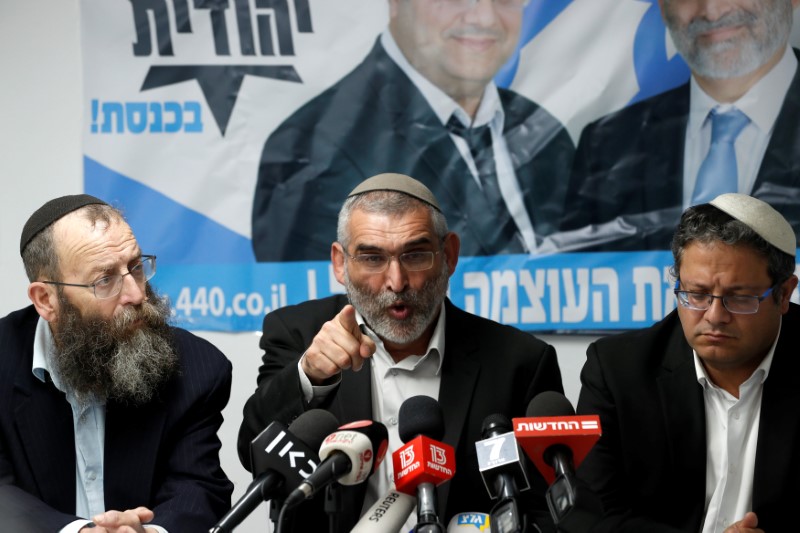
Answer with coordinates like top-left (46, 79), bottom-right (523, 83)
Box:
top-left (251, 0), bottom-right (574, 261)
top-left (576, 193), bottom-right (800, 532)
top-left (240, 173), bottom-right (564, 531)
top-left (0, 195), bottom-right (233, 532)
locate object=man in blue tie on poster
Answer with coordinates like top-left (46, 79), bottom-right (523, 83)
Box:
top-left (556, 0), bottom-right (800, 252)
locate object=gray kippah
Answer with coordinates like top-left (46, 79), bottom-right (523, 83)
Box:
top-left (347, 173), bottom-right (441, 212)
top-left (710, 193), bottom-right (796, 257)
top-left (20, 194), bottom-right (109, 255)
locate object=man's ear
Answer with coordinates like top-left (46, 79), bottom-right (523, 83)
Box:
top-left (443, 232), bottom-right (460, 276)
top-left (779, 275), bottom-right (799, 313)
top-left (332, 242), bottom-right (347, 285)
top-left (28, 282), bottom-right (59, 323)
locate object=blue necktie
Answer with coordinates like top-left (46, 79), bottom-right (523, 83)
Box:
top-left (691, 108), bottom-right (750, 205)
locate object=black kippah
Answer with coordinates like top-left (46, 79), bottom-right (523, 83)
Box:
top-left (20, 194), bottom-right (109, 255)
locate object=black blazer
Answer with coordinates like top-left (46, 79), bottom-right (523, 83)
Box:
top-left (251, 38), bottom-right (575, 261)
top-left (576, 306), bottom-right (800, 532)
top-left (238, 295), bottom-right (564, 531)
top-left (0, 306), bottom-right (234, 532)
top-left (559, 48), bottom-right (800, 251)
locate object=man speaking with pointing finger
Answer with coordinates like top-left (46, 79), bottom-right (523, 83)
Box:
top-left (239, 173), bottom-right (564, 532)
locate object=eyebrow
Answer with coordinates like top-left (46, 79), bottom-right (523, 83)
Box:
top-left (85, 251), bottom-right (143, 278)
top-left (680, 281), bottom-right (765, 293)
top-left (353, 237), bottom-right (434, 253)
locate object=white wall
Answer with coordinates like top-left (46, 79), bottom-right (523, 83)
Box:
top-left (24, 1), bottom-right (800, 531)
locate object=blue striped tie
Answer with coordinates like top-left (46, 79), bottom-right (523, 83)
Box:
top-left (691, 108), bottom-right (750, 205)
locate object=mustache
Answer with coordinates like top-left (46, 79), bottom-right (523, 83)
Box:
top-left (445, 25), bottom-right (504, 40)
top-left (683, 9), bottom-right (758, 38)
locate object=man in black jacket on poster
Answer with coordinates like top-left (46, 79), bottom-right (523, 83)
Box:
top-left (252, 0), bottom-right (574, 261)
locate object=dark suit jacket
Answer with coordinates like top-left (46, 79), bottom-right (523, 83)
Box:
top-left (559, 48), bottom-right (800, 252)
top-left (251, 38), bottom-right (575, 261)
top-left (238, 294), bottom-right (564, 531)
top-left (576, 306), bottom-right (800, 532)
top-left (0, 306), bottom-right (234, 533)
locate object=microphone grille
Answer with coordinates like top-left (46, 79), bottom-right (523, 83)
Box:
top-left (288, 409), bottom-right (340, 449)
top-left (526, 391), bottom-right (575, 417)
top-left (398, 395), bottom-right (445, 442)
top-left (481, 413), bottom-right (512, 439)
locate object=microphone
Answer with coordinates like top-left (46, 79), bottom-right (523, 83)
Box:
top-left (209, 409), bottom-right (339, 533)
top-left (393, 395), bottom-right (455, 533)
top-left (513, 391), bottom-right (603, 533)
top-left (445, 512), bottom-right (491, 531)
top-left (349, 484), bottom-right (416, 533)
top-left (283, 419), bottom-right (389, 509)
top-left (475, 414), bottom-right (529, 533)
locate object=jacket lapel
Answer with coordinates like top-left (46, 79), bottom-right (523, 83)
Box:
top-left (436, 301), bottom-right (481, 514)
top-left (103, 399), bottom-right (166, 511)
top-left (655, 321), bottom-right (707, 529)
top-left (752, 48), bottom-right (800, 232)
top-left (752, 316), bottom-right (800, 513)
top-left (14, 370), bottom-right (76, 514)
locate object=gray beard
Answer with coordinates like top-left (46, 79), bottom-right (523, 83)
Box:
top-left (666, 0), bottom-right (791, 79)
top-left (50, 285), bottom-right (178, 406)
top-left (344, 262), bottom-right (450, 346)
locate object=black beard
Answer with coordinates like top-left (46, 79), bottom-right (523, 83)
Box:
top-left (50, 285), bottom-right (179, 406)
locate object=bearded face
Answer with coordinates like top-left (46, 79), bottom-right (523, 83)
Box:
top-left (49, 284), bottom-right (178, 405)
top-left (663, 0), bottom-right (792, 79)
top-left (344, 258), bottom-right (450, 346)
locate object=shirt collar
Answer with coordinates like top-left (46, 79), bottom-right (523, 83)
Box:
top-left (32, 316), bottom-right (54, 384)
top-left (688, 45), bottom-right (797, 136)
top-left (694, 319), bottom-right (780, 389)
top-left (380, 29), bottom-right (504, 130)
top-left (356, 301), bottom-right (447, 375)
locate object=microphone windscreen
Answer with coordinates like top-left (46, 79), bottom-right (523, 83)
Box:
top-left (399, 395), bottom-right (444, 442)
top-left (526, 391), bottom-right (575, 418)
top-left (481, 413), bottom-right (512, 439)
top-left (446, 512), bottom-right (491, 531)
top-left (288, 409), bottom-right (340, 449)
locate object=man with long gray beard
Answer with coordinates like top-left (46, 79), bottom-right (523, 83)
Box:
top-left (0, 195), bottom-right (233, 532)
top-left (239, 173), bottom-right (564, 532)
top-left (557, 0), bottom-right (800, 252)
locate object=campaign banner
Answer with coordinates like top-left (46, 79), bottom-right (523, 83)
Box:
top-left (81, 1), bottom-right (800, 332)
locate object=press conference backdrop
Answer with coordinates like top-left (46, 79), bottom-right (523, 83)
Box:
top-left (79, 0), bottom-right (800, 334)
top-left (4, 3), bottom-right (800, 533)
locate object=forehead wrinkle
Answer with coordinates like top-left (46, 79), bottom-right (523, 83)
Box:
top-left (55, 216), bottom-right (141, 279)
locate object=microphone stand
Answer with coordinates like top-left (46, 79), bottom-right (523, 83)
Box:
top-left (413, 482), bottom-right (444, 533)
top-left (490, 475), bottom-right (527, 533)
top-left (325, 483), bottom-right (342, 533)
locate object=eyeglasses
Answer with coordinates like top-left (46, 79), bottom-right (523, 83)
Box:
top-left (438, 0), bottom-right (528, 12)
top-left (673, 280), bottom-right (775, 315)
top-left (43, 255), bottom-right (156, 300)
top-left (346, 250), bottom-right (440, 274)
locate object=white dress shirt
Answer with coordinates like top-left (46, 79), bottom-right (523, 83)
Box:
top-left (299, 303), bottom-right (447, 532)
top-left (682, 46), bottom-right (798, 208)
top-left (695, 323), bottom-right (779, 533)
